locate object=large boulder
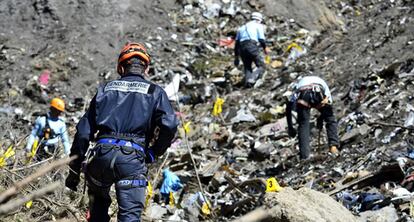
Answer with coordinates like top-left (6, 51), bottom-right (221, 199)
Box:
top-left (233, 187), bottom-right (358, 222)
top-left (358, 206), bottom-right (399, 222)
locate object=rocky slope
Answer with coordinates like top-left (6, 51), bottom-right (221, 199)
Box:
top-left (0, 0), bottom-right (413, 221)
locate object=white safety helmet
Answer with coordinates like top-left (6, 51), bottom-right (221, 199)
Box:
top-left (251, 12), bottom-right (263, 22)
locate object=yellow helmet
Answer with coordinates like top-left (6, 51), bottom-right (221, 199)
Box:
top-left (50, 98), bottom-right (65, 112)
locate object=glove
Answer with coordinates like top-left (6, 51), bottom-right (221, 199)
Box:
top-left (145, 149), bottom-right (155, 163)
top-left (234, 58), bottom-right (240, 67)
top-left (288, 127), bottom-right (297, 138)
top-left (65, 171), bottom-right (80, 192)
top-left (160, 169), bottom-right (183, 195)
top-left (317, 116), bottom-right (324, 130)
top-left (264, 47), bottom-right (271, 55)
top-left (321, 96), bottom-right (329, 105)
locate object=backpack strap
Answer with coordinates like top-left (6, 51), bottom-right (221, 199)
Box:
top-left (43, 114), bottom-right (60, 139)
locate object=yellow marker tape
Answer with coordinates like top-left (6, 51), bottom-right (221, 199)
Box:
top-left (266, 177), bottom-right (282, 192)
top-left (0, 145), bottom-right (15, 167)
top-left (212, 97), bottom-right (224, 117)
top-left (145, 181), bottom-right (153, 208)
top-left (183, 121), bottom-right (191, 135)
top-left (25, 200), bottom-right (33, 209)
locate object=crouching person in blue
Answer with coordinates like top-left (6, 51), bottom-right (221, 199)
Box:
top-left (25, 97), bottom-right (70, 159)
top-left (65, 42), bottom-right (178, 222)
top-left (286, 76), bottom-right (339, 160)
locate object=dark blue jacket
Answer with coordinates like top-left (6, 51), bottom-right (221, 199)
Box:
top-left (69, 73), bottom-right (178, 172)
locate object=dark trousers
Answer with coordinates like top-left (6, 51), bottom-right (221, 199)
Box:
top-left (239, 40), bottom-right (265, 86)
top-left (36, 144), bottom-right (57, 160)
top-left (297, 104), bottom-right (339, 159)
top-left (86, 144), bottom-right (147, 222)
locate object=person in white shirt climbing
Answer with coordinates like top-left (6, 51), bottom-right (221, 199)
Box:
top-left (234, 12), bottom-right (270, 87)
top-left (286, 76), bottom-right (339, 159)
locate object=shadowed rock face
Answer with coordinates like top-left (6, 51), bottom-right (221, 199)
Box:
top-left (0, 0), bottom-right (174, 91)
top-left (0, 0), bottom-right (178, 143)
top-left (261, 0), bottom-right (344, 31)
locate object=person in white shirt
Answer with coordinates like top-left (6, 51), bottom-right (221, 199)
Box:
top-left (286, 76), bottom-right (339, 159)
top-left (234, 12), bottom-right (270, 87)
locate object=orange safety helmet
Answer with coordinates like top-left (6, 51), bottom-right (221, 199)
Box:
top-left (50, 98), bottom-right (65, 112)
top-left (117, 42), bottom-right (151, 75)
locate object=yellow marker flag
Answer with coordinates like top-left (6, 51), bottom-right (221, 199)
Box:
top-left (25, 200), bottom-right (33, 209)
top-left (169, 192), bottom-right (175, 208)
top-left (145, 181), bottom-right (153, 208)
top-left (0, 145), bottom-right (15, 168)
top-left (285, 42), bottom-right (303, 53)
top-left (31, 139), bottom-right (38, 156)
top-left (183, 121), bottom-right (191, 135)
top-left (266, 177), bottom-right (282, 192)
top-left (410, 199), bottom-right (414, 217)
top-left (26, 139), bottom-right (39, 165)
top-left (264, 55), bottom-right (271, 64)
top-left (212, 97), bottom-right (224, 117)
top-left (201, 202), bottom-right (211, 215)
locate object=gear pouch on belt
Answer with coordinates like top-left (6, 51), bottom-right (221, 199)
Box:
top-left (299, 85), bottom-right (324, 107)
top-left (43, 127), bottom-right (51, 140)
top-left (42, 114), bottom-right (56, 140)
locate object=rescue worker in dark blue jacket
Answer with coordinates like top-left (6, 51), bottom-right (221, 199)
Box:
top-left (65, 42), bottom-right (178, 222)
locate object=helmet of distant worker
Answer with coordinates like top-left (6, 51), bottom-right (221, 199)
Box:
top-left (251, 12), bottom-right (264, 23)
top-left (50, 97), bottom-right (65, 113)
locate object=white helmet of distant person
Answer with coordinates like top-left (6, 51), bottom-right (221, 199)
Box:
top-left (251, 12), bottom-right (263, 22)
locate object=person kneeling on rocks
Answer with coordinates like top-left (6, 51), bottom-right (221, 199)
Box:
top-left (286, 76), bottom-right (339, 159)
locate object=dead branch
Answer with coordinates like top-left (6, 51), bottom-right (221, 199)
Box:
top-left (0, 156), bottom-right (76, 204)
top-left (42, 197), bottom-right (82, 222)
top-left (224, 175), bottom-right (252, 198)
top-left (9, 157), bottom-right (53, 172)
top-left (368, 121), bottom-right (414, 131)
top-left (0, 182), bottom-right (60, 215)
top-left (144, 152), bottom-right (171, 217)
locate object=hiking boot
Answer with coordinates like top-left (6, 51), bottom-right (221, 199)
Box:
top-left (329, 145), bottom-right (339, 156)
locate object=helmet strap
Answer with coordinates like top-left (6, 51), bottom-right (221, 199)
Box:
top-left (118, 66), bottom-right (125, 75)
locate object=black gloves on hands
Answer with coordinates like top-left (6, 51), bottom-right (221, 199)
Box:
top-left (65, 170), bottom-right (80, 192)
top-left (234, 58), bottom-right (240, 67)
top-left (288, 127), bottom-right (297, 138)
